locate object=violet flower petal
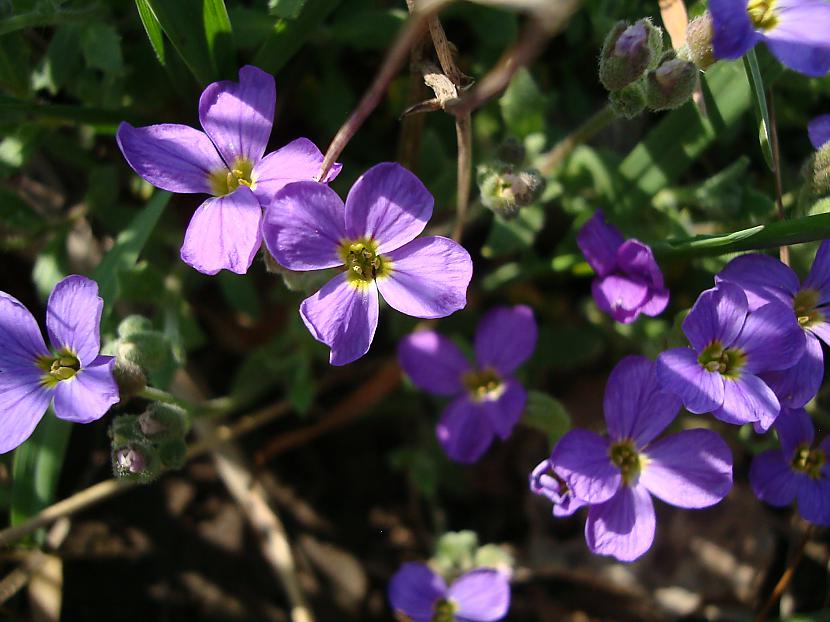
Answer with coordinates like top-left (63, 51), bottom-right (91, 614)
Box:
top-left (803, 240), bottom-right (830, 305)
top-left (436, 396), bottom-right (496, 463)
top-left (52, 356), bottom-right (119, 424)
top-left (773, 406), bottom-right (815, 455)
top-left (749, 450), bottom-right (798, 506)
top-left (479, 378), bottom-right (526, 440)
top-left (252, 138), bottom-right (341, 206)
top-left (712, 374), bottom-right (779, 428)
top-left (116, 122), bottom-right (225, 194)
top-left (344, 162), bottom-right (433, 254)
top-left (640, 429), bottom-right (733, 508)
top-left (0, 292), bottom-right (49, 370)
top-left (716, 253), bottom-right (799, 311)
top-left (388, 562), bottom-right (446, 622)
top-left (808, 114), bottom-right (830, 150)
top-left (604, 355), bottom-right (681, 446)
top-left (261, 181), bottom-right (347, 271)
top-left (377, 236), bottom-right (472, 319)
top-left (761, 0), bottom-right (830, 77)
top-left (797, 477), bottom-right (830, 525)
top-left (617, 239), bottom-right (665, 289)
top-left (732, 302), bottom-right (805, 373)
top-left (448, 569), bottom-right (510, 622)
top-left (180, 186), bottom-right (263, 275)
top-left (710, 0), bottom-right (760, 60)
top-left (682, 283), bottom-right (748, 352)
top-left (807, 315), bottom-right (830, 345)
top-left (198, 65), bottom-right (275, 165)
top-left (639, 287), bottom-right (670, 317)
top-left (300, 274), bottom-right (379, 366)
top-left (397, 330), bottom-right (470, 396)
top-left (576, 210), bottom-right (624, 277)
top-left (761, 333), bottom-right (823, 409)
top-left (474, 305), bottom-right (537, 376)
top-left (46, 275), bottom-right (103, 366)
top-left (551, 429), bottom-right (620, 504)
top-left (585, 484), bottom-right (656, 562)
top-left (591, 274), bottom-right (649, 323)
top-left (655, 347), bottom-right (725, 414)
top-left (0, 368), bottom-right (51, 454)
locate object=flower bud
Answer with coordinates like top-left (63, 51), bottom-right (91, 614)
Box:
top-left (156, 437), bottom-right (188, 470)
top-left (112, 442), bottom-right (160, 483)
top-left (496, 137), bottom-right (526, 166)
top-left (645, 54), bottom-right (698, 111)
top-left (112, 359), bottom-right (147, 400)
top-left (117, 315), bottom-right (153, 339)
top-left (116, 330), bottom-right (173, 375)
top-left (608, 80), bottom-right (646, 119)
top-left (139, 402), bottom-right (190, 439)
top-left (478, 164), bottom-right (545, 219)
top-left (599, 19), bottom-right (663, 92)
top-left (684, 12), bottom-right (715, 70)
top-left (803, 144), bottom-right (830, 197)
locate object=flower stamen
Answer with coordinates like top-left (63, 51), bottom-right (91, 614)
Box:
top-left (793, 288), bottom-right (823, 328)
top-left (748, 0), bottom-right (779, 30)
top-left (792, 444), bottom-right (826, 479)
top-left (37, 348), bottom-right (81, 387)
top-left (462, 367), bottom-right (504, 401)
top-left (338, 237), bottom-right (391, 285)
top-left (609, 440), bottom-right (647, 484)
top-left (698, 341), bottom-right (746, 379)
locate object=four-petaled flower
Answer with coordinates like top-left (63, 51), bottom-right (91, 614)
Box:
top-left (656, 282), bottom-right (804, 430)
top-left (710, 0), bottom-right (830, 77)
top-left (576, 210), bottom-right (669, 324)
top-left (0, 276), bottom-right (119, 453)
top-left (549, 355), bottom-right (733, 561)
top-left (117, 65), bottom-right (340, 275)
top-left (398, 306), bottom-right (537, 463)
top-left (749, 407), bottom-right (830, 525)
top-left (263, 162), bottom-right (473, 366)
top-left (388, 562), bottom-right (510, 622)
top-left (716, 242), bottom-right (830, 409)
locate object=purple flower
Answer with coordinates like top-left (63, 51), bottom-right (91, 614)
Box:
top-left (656, 282), bottom-right (805, 430)
top-left (117, 65), bottom-right (340, 275)
top-left (398, 306), bottom-right (537, 463)
top-left (550, 355), bottom-right (733, 562)
top-left (809, 114), bottom-right (830, 149)
top-left (576, 210), bottom-right (669, 324)
top-left (263, 162), bottom-right (473, 366)
top-left (388, 562), bottom-right (510, 622)
top-left (710, 0), bottom-right (830, 77)
top-left (750, 407), bottom-right (830, 525)
top-left (0, 276), bottom-right (119, 453)
top-left (529, 459), bottom-right (587, 517)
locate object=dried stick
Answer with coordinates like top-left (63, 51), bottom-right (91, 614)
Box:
top-left (752, 526), bottom-right (814, 622)
top-left (0, 519), bottom-right (69, 605)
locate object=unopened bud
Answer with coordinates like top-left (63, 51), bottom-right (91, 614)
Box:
top-left (112, 442), bottom-right (159, 482)
top-left (139, 402), bottom-right (190, 439)
top-left (803, 144), bottom-right (830, 197)
top-left (599, 19), bottom-right (663, 92)
top-left (112, 360), bottom-right (146, 400)
top-left (117, 315), bottom-right (153, 339)
top-left (496, 137), bottom-right (526, 165)
top-left (157, 437), bottom-right (188, 470)
top-left (478, 164), bottom-right (545, 219)
top-left (684, 12), bottom-right (715, 69)
top-left (608, 80), bottom-right (646, 119)
top-left (645, 54), bottom-right (698, 111)
top-left (116, 330), bottom-right (173, 374)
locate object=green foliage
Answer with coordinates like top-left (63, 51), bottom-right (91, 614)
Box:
top-left (522, 391), bottom-right (571, 446)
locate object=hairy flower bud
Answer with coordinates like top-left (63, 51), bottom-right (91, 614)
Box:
top-left (803, 143), bottom-right (830, 197)
top-left (139, 402), bottom-right (191, 439)
top-left (112, 359), bottom-right (146, 400)
top-left (478, 164), bottom-right (545, 219)
top-left (645, 54), bottom-right (698, 111)
top-left (599, 19), bottom-right (663, 92)
top-left (608, 80), bottom-right (646, 119)
top-left (684, 12), bottom-right (715, 69)
top-left (117, 315), bottom-right (153, 339)
top-left (112, 442), bottom-right (160, 482)
top-left (116, 328), bottom-right (173, 375)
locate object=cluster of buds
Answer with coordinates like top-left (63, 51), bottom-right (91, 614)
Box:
top-left (599, 18), bottom-right (698, 117)
top-left (478, 139), bottom-right (545, 219)
top-left (110, 402), bottom-right (190, 482)
top-left (431, 530), bottom-right (514, 581)
top-left (112, 315), bottom-right (177, 398)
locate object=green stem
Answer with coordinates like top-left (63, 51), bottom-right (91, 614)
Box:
top-left (538, 104), bottom-right (616, 175)
top-left (0, 5), bottom-right (101, 37)
top-left (137, 386), bottom-right (196, 411)
top-left (652, 212), bottom-right (830, 260)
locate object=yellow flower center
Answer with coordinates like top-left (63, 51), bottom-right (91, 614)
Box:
top-left (208, 157), bottom-right (255, 196)
top-left (698, 341), bottom-right (746, 379)
top-left (338, 237), bottom-right (392, 285)
top-left (37, 348), bottom-right (80, 388)
top-left (432, 598), bottom-right (458, 622)
top-left (748, 0), bottom-right (779, 30)
top-left (609, 439), bottom-right (647, 484)
top-left (461, 367), bottom-right (504, 401)
top-left (793, 288), bottom-right (823, 328)
top-left (791, 444), bottom-right (826, 479)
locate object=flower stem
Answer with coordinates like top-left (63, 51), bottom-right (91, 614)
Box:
top-left (136, 386), bottom-right (196, 411)
top-left (538, 103), bottom-right (616, 175)
top-left (752, 526), bottom-right (814, 622)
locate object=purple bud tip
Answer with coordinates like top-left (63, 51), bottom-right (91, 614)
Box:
top-left (614, 21), bottom-right (647, 57)
top-left (116, 448), bottom-right (146, 474)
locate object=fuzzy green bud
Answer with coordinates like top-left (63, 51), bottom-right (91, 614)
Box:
top-left (599, 19), bottom-right (663, 92)
top-left (645, 54), bottom-right (698, 111)
top-left (116, 330), bottom-right (173, 375)
top-left (156, 437), bottom-right (188, 470)
top-left (684, 12), bottom-right (715, 70)
top-left (139, 402), bottom-right (190, 439)
top-left (112, 360), bottom-right (146, 400)
top-left (478, 164), bottom-right (545, 219)
top-left (112, 442), bottom-right (160, 483)
top-left (117, 315), bottom-right (154, 339)
top-left (110, 414), bottom-right (143, 446)
top-left (608, 80), bottom-right (646, 119)
top-left (803, 143), bottom-right (830, 197)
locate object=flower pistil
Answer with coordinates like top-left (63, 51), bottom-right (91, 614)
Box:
top-left (208, 157), bottom-right (255, 196)
top-left (462, 367), bottom-right (505, 401)
top-left (338, 238), bottom-right (392, 285)
top-left (698, 341), bottom-right (746, 378)
top-left (37, 349), bottom-right (81, 387)
top-left (609, 439), bottom-right (647, 484)
top-left (748, 0), bottom-right (778, 30)
top-left (792, 444), bottom-right (826, 479)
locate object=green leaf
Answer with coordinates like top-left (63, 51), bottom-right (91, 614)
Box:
top-left (776, 611), bottom-right (830, 622)
top-left (743, 48), bottom-right (773, 170)
top-left (135, 0), bottom-right (166, 65)
top-left (522, 391), bottom-right (570, 445)
top-left (269, 0), bottom-right (307, 19)
top-left (0, 32), bottom-right (32, 98)
top-left (0, 186), bottom-right (43, 235)
top-left (481, 205), bottom-right (545, 258)
top-left (80, 22), bottom-right (124, 76)
top-left (499, 68), bottom-right (547, 138)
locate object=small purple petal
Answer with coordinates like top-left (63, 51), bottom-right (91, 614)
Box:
top-left (52, 356), bottom-right (118, 424)
top-left (591, 275), bottom-right (649, 323)
top-left (116, 122), bottom-right (224, 194)
top-left (252, 138), bottom-right (341, 206)
top-left (180, 187), bottom-right (263, 275)
top-left (398, 331), bottom-right (470, 396)
top-left (479, 378), bottom-right (526, 440)
top-left (655, 347), bottom-right (725, 414)
top-left (807, 315), bottom-right (830, 345)
top-left (796, 477), bottom-right (830, 525)
top-left (604, 355), bottom-right (681, 446)
top-left (551, 429), bottom-right (620, 504)
top-left (198, 65), bottom-right (275, 165)
top-left (749, 449), bottom-right (799, 506)
top-left (761, 333), bottom-right (823, 409)
top-left (617, 240), bottom-right (665, 289)
top-left (436, 397), bottom-right (496, 463)
top-left (345, 162), bottom-right (433, 253)
top-left (808, 114), bottom-right (830, 150)
top-left (682, 284), bottom-right (748, 352)
top-left (388, 562), bottom-right (446, 622)
top-left (448, 569), bottom-right (510, 622)
top-left (377, 236), bottom-right (472, 319)
top-left (474, 305), bottom-right (538, 375)
top-left (529, 461), bottom-right (587, 517)
top-left (710, 0), bottom-right (759, 60)
top-left (261, 181), bottom-right (346, 271)
top-left (585, 484), bottom-right (656, 562)
top-left (639, 287), bottom-right (670, 317)
top-left (716, 253), bottom-right (799, 311)
top-left (803, 240), bottom-right (830, 305)
top-left (773, 407), bottom-right (815, 456)
top-left (640, 429), bottom-right (733, 508)
top-left (46, 275), bottom-right (103, 366)
top-left (712, 374), bottom-right (779, 429)
top-left (732, 302), bottom-right (805, 373)
top-left (0, 292), bottom-right (48, 370)
top-left (576, 210), bottom-right (624, 277)
top-left (761, 0), bottom-right (830, 77)
top-left (300, 274), bottom-right (379, 366)
top-left (0, 368), bottom-right (51, 454)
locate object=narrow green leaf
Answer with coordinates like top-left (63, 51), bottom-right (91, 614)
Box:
top-left (135, 0), bottom-right (166, 65)
top-left (269, 0), bottom-right (308, 19)
top-left (743, 48), bottom-right (774, 170)
top-left (0, 95), bottom-right (133, 128)
top-left (202, 0), bottom-right (236, 79)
